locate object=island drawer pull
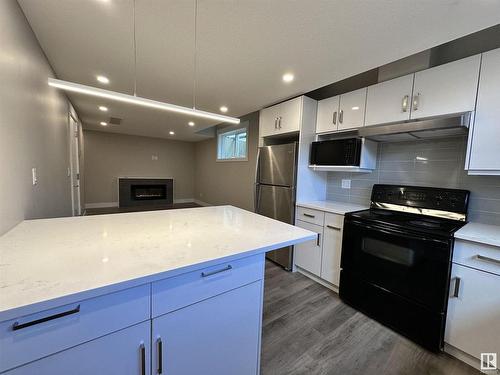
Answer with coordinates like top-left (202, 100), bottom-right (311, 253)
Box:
top-left (140, 343), bottom-right (146, 375)
top-left (303, 213), bottom-right (315, 218)
top-left (326, 225), bottom-right (340, 230)
top-left (202, 265), bottom-right (233, 277)
top-left (12, 305), bottom-right (81, 331)
top-left (475, 254), bottom-right (500, 266)
top-left (157, 338), bottom-right (163, 374)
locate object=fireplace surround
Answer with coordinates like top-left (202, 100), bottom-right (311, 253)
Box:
top-left (118, 178), bottom-right (173, 207)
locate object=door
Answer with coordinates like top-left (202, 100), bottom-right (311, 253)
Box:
top-left (341, 220), bottom-right (452, 311)
top-left (5, 322), bottom-right (150, 375)
top-left (259, 104), bottom-right (279, 138)
top-left (257, 143), bottom-right (297, 186)
top-left (467, 48), bottom-right (500, 171)
top-left (365, 74), bottom-right (414, 126)
top-left (338, 88), bottom-right (367, 131)
top-left (152, 282), bottom-right (262, 375)
top-left (294, 220), bottom-right (322, 276)
top-left (411, 54), bottom-right (480, 120)
top-left (316, 95), bottom-right (340, 134)
top-left (277, 96), bottom-right (302, 134)
top-left (320, 220), bottom-right (343, 285)
top-left (445, 264), bottom-right (500, 360)
top-left (69, 114), bottom-right (81, 216)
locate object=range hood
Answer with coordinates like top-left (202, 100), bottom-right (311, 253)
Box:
top-left (358, 112), bottom-right (471, 142)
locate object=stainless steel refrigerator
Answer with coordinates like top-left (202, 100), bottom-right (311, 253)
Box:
top-left (255, 142), bottom-right (297, 270)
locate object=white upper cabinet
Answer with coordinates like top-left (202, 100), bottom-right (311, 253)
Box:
top-left (279, 96), bottom-right (303, 134)
top-left (338, 87), bottom-right (367, 131)
top-left (466, 48), bottom-right (500, 174)
top-left (365, 74), bottom-right (414, 126)
top-left (259, 96), bottom-right (302, 137)
top-left (411, 54), bottom-right (480, 120)
top-left (316, 95), bottom-right (340, 134)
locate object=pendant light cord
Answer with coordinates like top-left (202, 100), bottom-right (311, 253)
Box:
top-left (133, 0), bottom-right (138, 97)
top-left (192, 0), bottom-right (198, 109)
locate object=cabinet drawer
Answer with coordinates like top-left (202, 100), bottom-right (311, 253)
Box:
top-left (296, 206), bottom-right (325, 226)
top-left (324, 212), bottom-right (344, 229)
top-left (0, 285), bottom-right (150, 373)
top-left (454, 239), bottom-right (500, 275)
top-left (152, 254), bottom-right (264, 318)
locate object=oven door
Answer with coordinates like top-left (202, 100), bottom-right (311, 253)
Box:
top-left (341, 219), bottom-right (452, 311)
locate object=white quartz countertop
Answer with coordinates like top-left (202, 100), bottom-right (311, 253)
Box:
top-left (454, 222), bottom-right (500, 248)
top-left (296, 200), bottom-right (369, 215)
top-left (0, 206), bottom-right (315, 321)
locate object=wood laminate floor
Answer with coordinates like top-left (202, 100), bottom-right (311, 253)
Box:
top-left (261, 261), bottom-right (479, 375)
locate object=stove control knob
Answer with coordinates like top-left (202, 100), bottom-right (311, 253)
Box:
top-left (435, 195), bottom-right (443, 205)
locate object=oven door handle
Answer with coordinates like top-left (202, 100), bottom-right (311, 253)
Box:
top-left (348, 221), bottom-right (449, 245)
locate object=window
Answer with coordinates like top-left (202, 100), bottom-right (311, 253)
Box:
top-left (217, 125), bottom-right (248, 161)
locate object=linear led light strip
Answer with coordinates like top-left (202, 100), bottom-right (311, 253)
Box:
top-left (48, 78), bottom-right (240, 124)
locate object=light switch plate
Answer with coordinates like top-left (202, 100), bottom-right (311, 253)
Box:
top-left (152, 155), bottom-right (159, 161)
top-left (341, 179), bottom-right (351, 189)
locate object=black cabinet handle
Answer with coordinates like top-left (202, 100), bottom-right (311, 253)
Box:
top-left (303, 213), bottom-right (315, 218)
top-left (452, 277), bottom-right (461, 298)
top-left (140, 343), bottom-right (146, 375)
top-left (157, 338), bottom-right (163, 374)
top-left (12, 305), bottom-right (80, 331)
top-left (201, 265), bottom-right (232, 277)
top-left (316, 233), bottom-right (321, 246)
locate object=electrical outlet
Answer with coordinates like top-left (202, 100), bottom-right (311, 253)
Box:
top-left (32, 167), bottom-right (38, 186)
top-left (341, 179), bottom-right (351, 189)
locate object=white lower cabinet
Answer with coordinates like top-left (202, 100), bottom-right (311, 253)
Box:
top-left (320, 215), bottom-right (343, 285)
top-left (152, 282), bottom-right (262, 375)
top-left (5, 322), bottom-right (151, 375)
top-left (294, 220), bottom-right (323, 276)
top-left (294, 207), bottom-right (345, 287)
top-left (445, 263), bottom-right (500, 361)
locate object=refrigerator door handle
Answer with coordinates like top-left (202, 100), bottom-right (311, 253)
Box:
top-left (254, 148), bottom-right (262, 212)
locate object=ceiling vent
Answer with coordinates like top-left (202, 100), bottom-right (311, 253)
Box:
top-left (109, 117), bottom-right (122, 125)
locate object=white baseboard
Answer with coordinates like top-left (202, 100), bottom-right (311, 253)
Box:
top-left (295, 266), bottom-right (339, 293)
top-left (85, 202), bottom-right (119, 209)
top-left (194, 199), bottom-right (211, 207)
top-left (174, 198), bottom-right (194, 204)
top-left (444, 344), bottom-right (480, 370)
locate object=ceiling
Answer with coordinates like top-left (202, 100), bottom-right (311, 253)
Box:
top-left (18, 0), bottom-right (500, 141)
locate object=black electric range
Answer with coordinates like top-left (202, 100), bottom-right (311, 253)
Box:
top-left (339, 184), bottom-right (470, 352)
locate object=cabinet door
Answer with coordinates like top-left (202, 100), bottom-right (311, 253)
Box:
top-left (320, 220), bottom-right (343, 286)
top-left (259, 104), bottom-right (279, 138)
top-left (277, 96), bottom-right (302, 134)
top-left (294, 220), bottom-right (323, 276)
top-left (365, 74), bottom-right (414, 126)
top-left (316, 95), bottom-right (340, 134)
top-left (445, 264), bottom-right (500, 360)
top-left (411, 54), bottom-right (480, 120)
top-left (5, 322), bottom-right (151, 375)
top-left (467, 48), bottom-right (500, 172)
top-left (338, 88), bottom-right (367, 131)
top-left (152, 282), bottom-right (262, 375)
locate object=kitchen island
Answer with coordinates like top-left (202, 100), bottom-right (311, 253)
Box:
top-left (0, 206), bottom-right (315, 375)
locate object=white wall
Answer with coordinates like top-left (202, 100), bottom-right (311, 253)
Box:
top-left (0, 0), bottom-right (73, 235)
top-left (83, 130), bottom-right (195, 205)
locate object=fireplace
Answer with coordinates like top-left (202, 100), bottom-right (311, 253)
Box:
top-left (119, 178), bottom-right (173, 207)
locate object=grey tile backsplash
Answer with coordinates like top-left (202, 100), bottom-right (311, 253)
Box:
top-left (326, 137), bottom-right (500, 225)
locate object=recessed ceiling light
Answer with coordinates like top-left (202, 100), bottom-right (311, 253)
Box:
top-left (351, 106), bottom-right (360, 110)
top-left (96, 75), bottom-right (109, 84)
top-left (169, 131), bottom-right (175, 135)
top-left (99, 106), bottom-right (108, 112)
top-left (219, 106), bottom-right (228, 113)
top-left (188, 121), bottom-right (195, 126)
top-left (282, 73), bottom-right (294, 83)
top-left (100, 121), bottom-right (108, 126)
